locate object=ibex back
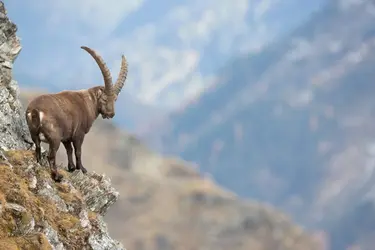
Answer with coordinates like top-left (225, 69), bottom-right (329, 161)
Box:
top-left (25, 46), bottom-right (128, 182)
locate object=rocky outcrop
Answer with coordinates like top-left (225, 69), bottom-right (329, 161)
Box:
top-left (0, 149), bottom-right (124, 250)
top-left (0, 1), bottom-right (31, 150)
top-left (0, 2), bottom-right (124, 249)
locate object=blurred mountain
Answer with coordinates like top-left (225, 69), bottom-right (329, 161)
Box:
top-left (19, 91), bottom-right (324, 250)
top-left (141, 0), bottom-right (375, 249)
top-left (113, 91), bottom-right (167, 133)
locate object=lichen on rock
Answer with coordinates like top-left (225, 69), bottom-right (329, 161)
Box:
top-left (69, 171), bottom-right (119, 216)
top-left (0, 1), bottom-right (125, 249)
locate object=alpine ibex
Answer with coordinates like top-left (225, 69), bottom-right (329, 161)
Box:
top-left (25, 46), bottom-right (128, 182)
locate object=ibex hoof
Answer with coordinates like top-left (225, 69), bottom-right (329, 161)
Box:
top-left (80, 166), bottom-right (88, 174)
top-left (67, 164), bottom-right (76, 172)
top-left (76, 163), bottom-right (87, 174)
top-left (36, 155), bottom-right (41, 164)
top-left (51, 172), bottom-right (63, 182)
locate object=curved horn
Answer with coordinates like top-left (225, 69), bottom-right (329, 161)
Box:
top-left (113, 55), bottom-right (128, 97)
top-left (81, 46), bottom-right (113, 97)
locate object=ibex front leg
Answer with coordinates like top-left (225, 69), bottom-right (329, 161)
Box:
top-left (73, 135), bottom-right (87, 174)
top-left (63, 141), bottom-right (76, 172)
top-left (47, 138), bottom-right (63, 182)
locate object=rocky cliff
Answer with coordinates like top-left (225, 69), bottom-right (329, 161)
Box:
top-left (0, 2), bottom-right (124, 249)
top-left (0, 2), bottom-right (31, 150)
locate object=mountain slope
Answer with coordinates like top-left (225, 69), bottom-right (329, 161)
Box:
top-left (143, 0), bottom-right (375, 249)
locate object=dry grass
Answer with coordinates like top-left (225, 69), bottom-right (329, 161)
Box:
top-left (0, 150), bottom-right (92, 249)
top-left (0, 233), bottom-right (52, 250)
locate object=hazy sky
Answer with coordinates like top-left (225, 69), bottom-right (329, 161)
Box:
top-left (4, 0), bottom-right (325, 110)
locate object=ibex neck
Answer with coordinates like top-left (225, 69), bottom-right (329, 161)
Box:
top-left (80, 88), bottom-right (100, 122)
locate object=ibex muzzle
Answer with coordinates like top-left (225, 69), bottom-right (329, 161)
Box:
top-left (25, 46), bottom-right (128, 182)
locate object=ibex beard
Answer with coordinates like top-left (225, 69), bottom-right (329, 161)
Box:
top-left (25, 46), bottom-right (128, 182)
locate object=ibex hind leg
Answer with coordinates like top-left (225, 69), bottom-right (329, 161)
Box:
top-left (73, 135), bottom-right (87, 174)
top-left (63, 141), bottom-right (76, 172)
top-left (30, 134), bottom-right (42, 164)
top-left (47, 138), bottom-right (63, 182)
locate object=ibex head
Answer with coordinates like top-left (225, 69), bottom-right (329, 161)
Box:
top-left (81, 46), bottom-right (128, 119)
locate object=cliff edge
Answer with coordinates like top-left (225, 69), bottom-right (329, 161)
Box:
top-left (0, 2), bottom-right (124, 249)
